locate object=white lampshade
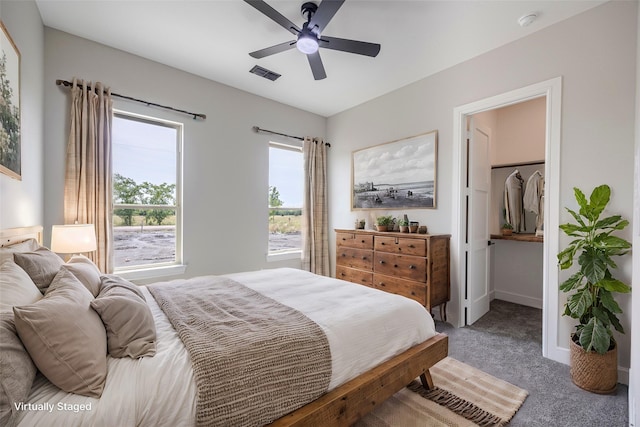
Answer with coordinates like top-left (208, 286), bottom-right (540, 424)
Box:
top-left (51, 224), bottom-right (97, 254)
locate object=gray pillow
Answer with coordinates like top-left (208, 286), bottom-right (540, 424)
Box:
top-left (64, 255), bottom-right (102, 297)
top-left (100, 274), bottom-right (146, 301)
top-left (0, 312), bottom-right (37, 427)
top-left (13, 247), bottom-right (64, 294)
top-left (91, 276), bottom-right (156, 358)
top-left (13, 268), bottom-right (107, 397)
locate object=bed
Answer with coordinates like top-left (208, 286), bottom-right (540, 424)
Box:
top-left (1, 226), bottom-right (448, 427)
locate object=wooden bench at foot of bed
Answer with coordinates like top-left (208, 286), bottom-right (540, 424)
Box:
top-left (269, 332), bottom-right (448, 427)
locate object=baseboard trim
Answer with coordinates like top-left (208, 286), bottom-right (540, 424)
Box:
top-left (493, 290), bottom-right (542, 309)
top-left (549, 345), bottom-right (629, 385)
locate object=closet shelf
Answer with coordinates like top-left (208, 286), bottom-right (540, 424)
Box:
top-left (490, 233), bottom-right (543, 243)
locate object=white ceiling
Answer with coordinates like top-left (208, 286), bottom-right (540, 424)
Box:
top-left (36, 0), bottom-right (606, 117)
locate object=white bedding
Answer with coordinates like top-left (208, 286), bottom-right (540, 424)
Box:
top-left (17, 268), bottom-right (436, 427)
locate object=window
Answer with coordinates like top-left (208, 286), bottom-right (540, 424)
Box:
top-left (112, 111), bottom-right (183, 273)
top-left (268, 142), bottom-right (303, 257)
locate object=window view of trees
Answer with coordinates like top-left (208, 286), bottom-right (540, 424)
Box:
top-left (111, 112), bottom-right (181, 270)
top-left (113, 173), bottom-right (176, 227)
top-left (268, 143), bottom-right (303, 255)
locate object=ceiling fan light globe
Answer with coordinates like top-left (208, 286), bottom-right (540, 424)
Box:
top-left (297, 35), bottom-right (319, 54)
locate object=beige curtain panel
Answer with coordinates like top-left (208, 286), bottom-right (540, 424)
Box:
top-left (302, 137), bottom-right (329, 276)
top-left (63, 78), bottom-right (114, 273)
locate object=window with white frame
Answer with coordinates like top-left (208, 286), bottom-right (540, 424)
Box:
top-left (268, 142), bottom-right (303, 256)
top-left (112, 111), bottom-right (183, 271)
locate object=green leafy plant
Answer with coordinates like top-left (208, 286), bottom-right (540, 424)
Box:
top-left (502, 223), bottom-right (513, 230)
top-left (557, 185), bottom-right (631, 354)
top-left (398, 218), bottom-right (409, 226)
top-left (375, 215), bottom-right (394, 226)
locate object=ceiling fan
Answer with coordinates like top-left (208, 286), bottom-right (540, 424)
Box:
top-left (244, 0), bottom-right (381, 80)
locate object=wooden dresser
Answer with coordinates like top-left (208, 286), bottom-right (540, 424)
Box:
top-left (335, 229), bottom-right (451, 320)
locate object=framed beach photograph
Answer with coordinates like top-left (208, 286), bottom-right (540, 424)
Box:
top-left (0, 21), bottom-right (21, 180)
top-left (352, 130), bottom-right (438, 210)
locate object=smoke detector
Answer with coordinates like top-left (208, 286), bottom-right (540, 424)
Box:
top-left (518, 13), bottom-right (538, 27)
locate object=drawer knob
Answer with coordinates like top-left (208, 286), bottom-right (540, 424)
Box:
top-left (381, 242), bottom-right (385, 245)
top-left (361, 240), bottom-right (365, 243)
top-left (340, 273), bottom-right (345, 276)
top-left (362, 256), bottom-right (367, 260)
top-left (341, 254), bottom-right (346, 257)
top-left (379, 260), bottom-right (385, 264)
top-left (394, 264), bottom-right (398, 268)
top-left (409, 244), bottom-right (415, 248)
top-left (409, 265), bottom-right (416, 269)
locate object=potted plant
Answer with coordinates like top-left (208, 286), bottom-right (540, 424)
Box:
top-left (501, 222), bottom-right (513, 236)
top-left (557, 184), bottom-right (631, 393)
top-left (375, 215), bottom-right (393, 232)
top-left (398, 218), bottom-right (409, 233)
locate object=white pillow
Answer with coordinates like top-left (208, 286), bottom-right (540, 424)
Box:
top-left (0, 259), bottom-right (43, 312)
top-left (0, 238), bottom-right (40, 264)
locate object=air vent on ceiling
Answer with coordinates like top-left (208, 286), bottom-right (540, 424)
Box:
top-left (249, 65), bottom-right (281, 81)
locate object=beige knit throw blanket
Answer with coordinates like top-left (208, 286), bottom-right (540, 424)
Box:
top-left (148, 276), bottom-right (332, 427)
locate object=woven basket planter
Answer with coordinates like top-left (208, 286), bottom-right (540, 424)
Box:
top-left (569, 337), bottom-right (617, 394)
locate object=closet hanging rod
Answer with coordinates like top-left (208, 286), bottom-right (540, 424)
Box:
top-left (491, 160), bottom-right (545, 170)
top-left (252, 126), bottom-right (330, 147)
top-left (55, 79), bottom-right (206, 120)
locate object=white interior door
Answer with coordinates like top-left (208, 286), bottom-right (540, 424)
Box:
top-left (466, 119), bottom-right (491, 324)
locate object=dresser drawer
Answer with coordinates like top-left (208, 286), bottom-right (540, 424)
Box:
top-left (373, 274), bottom-right (427, 306)
top-left (374, 236), bottom-right (426, 257)
top-left (336, 266), bottom-right (373, 287)
top-left (336, 232), bottom-right (374, 249)
top-left (374, 252), bottom-right (426, 282)
top-left (336, 247), bottom-right (373, 270)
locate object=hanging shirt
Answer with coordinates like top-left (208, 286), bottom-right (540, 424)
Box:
top-left (524, 170), bottom-right (544, 233)
top-left (504, 169), bottom-right (525, 232)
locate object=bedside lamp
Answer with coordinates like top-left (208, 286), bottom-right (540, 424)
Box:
top-left (51, 224), bottom-right (97, 256)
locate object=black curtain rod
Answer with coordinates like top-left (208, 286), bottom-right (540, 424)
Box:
top-left (491, 160), bottom-right (545, 170)
top-left (252, 126), bottom-right (330, 147)
top-left (56, 79), bottom-right (206, 121)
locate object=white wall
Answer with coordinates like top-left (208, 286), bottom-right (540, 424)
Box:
top-left (43, 28), bottom-right (326, 279)
top-left (492, 97), bottom-right (546, 166)
top-left (630, 2), bottom-right (640, 424)
top-left (0, 1), bottom-right (44, 229)
top-left (327, 1), bottom-right (636, 373)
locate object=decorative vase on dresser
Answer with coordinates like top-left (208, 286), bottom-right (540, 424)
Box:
top-left (335, 229), bottom-right (451, 321)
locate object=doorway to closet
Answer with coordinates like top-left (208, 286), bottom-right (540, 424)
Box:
top-left (451, 77), bottom-right (563, 361)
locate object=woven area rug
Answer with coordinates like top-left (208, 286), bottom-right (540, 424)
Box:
top-left (356, 357), bottom-right (528, 427)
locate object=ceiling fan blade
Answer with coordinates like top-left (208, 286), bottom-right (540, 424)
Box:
top-left (307, 51), bottom-right (327, 80)
top-left (249, 40), bottom-right (296, 59)
top-left (244, 0), bottom-right (300, 36)
top-left (319, 36), bottom-right (380, 57)
top-left (309, 0), bottom-right (345, 34)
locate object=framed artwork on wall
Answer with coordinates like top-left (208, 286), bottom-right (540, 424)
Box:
top-left (352, 130), bottom-right (438, 210)
top-left (0, 21), bottom-right (21, 180)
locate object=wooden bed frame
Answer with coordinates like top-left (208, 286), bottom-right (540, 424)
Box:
top-left (2, 225), bottom-right (448, 427)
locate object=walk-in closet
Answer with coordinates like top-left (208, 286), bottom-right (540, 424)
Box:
top-left (472, 96), bottom-right (546, 313)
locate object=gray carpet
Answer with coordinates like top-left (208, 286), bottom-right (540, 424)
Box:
top-left (435, 299), bottom-right (628, 427)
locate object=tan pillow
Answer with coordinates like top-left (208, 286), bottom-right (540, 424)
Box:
top-left (0, 238), bottom-right (40, 264)
top-left (0, 312), bottom-right (37, 427)
top-left (13, 247), bottom-right (64, 294)
top-left (64, 255), bottom-right (102, 297)
top-left (0, 259), bottom-right (43, 312)
top-left (91, 276), bottom-right (156, 358)
top-left (13, 268), bottom-right (107, 397)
